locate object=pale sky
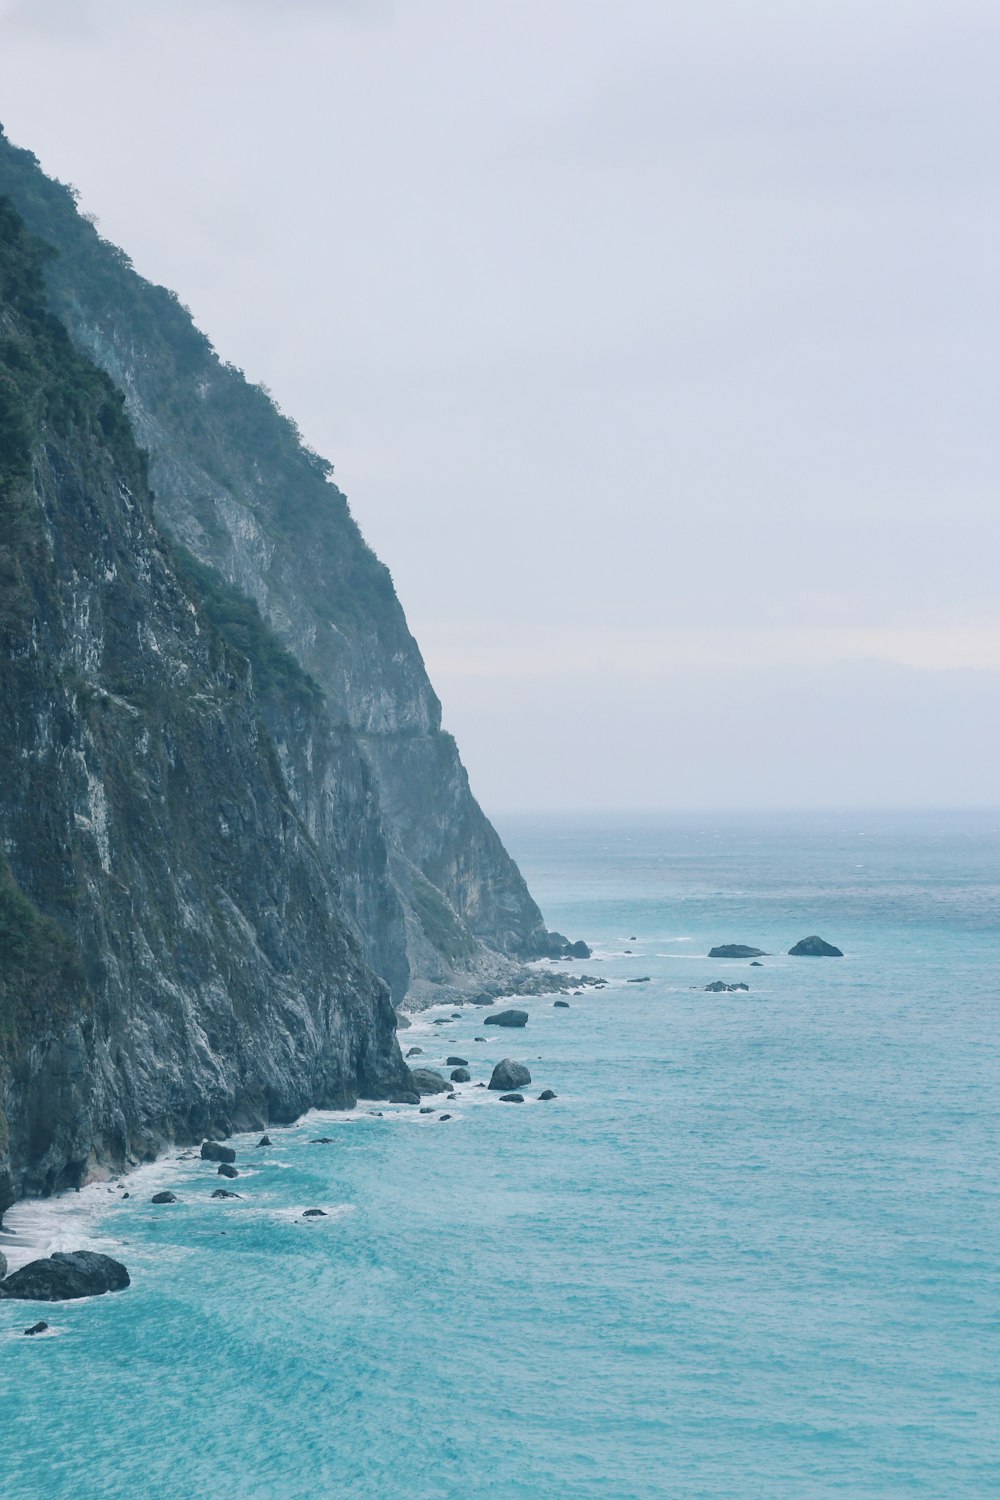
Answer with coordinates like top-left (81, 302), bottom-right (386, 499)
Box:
top-left (1, 0), bottom-right (998, 809)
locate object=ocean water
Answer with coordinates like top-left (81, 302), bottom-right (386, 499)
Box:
top-left (2, 810), bottom-right (999, 1499)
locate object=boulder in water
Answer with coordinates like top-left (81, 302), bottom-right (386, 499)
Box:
top-left (200, 1140), bottom-right (236, 1164)
top-left (554, 1000), bottom-right (570, 1008)
top-left (217, 1163), bottom-right (239, 1179)
top-left (0, 1251), bottom-right (130, 1301)
top-left (23, 1320), bottom-right (49, 1335)
top-left (303, 1208), bottom-right (327, 1219)
top-left (498, 1093), bottom-right (525, 1103)
top-left (406, 1046), bottom-right (423, 1057)
top-left (389, 1091), bottom-right (420, 1105)
top-left (408, 1067), bottom-right (451, 1095)
top-left (450, 1067), bottom-right (471, 1083)
top-left (256, 1135), bottom-right (271, 1148)
top-left (489, 1059), bottom-right (532, 1091)
top-left (445, 1056), bottom-right (468, 1067)
top-left (484, 1009), bottom-right (528, 1028)
top-left (211, 1188), bottom-right (241, 1199)
top-left (151, 1190), bottom-right (179, 1204)
top-left (538, 1090), bottom-right (557, 1101)
top-left (788, 935), bottom-right (843, 957)
top-left (707, 944), bottom-right (768, 959)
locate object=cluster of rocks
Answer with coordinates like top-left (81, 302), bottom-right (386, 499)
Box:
top-left (708, 936), bottom-right (843, 959)
top-left (702, 981), bottom-right (750, 994)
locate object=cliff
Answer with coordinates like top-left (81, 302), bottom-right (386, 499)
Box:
top-left (0, 199), bottom-right (413, 1214)
top-left (0, 126), bottom-right (568, 1014)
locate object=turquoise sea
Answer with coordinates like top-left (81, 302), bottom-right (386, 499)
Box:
top-left (2, 811), bottom-right (999, 1499)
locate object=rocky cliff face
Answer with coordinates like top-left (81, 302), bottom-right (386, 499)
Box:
top-left (0, 126), bottom-right (559, 1008)
top-left (0, 203), bottom-right (407, 1216)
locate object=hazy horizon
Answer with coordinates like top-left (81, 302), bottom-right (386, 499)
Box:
top-left (1, 0), bottom-right (997, 813)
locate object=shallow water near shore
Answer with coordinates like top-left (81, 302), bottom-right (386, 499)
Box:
top-left (3, 810), bottom-right (999, 1499)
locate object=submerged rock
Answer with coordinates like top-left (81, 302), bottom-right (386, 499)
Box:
top-left (408, 1068), bottom-right (451, 1095)
top-left (707, 944), bottom-right (768, 959)
top-left (450, 1068), bottom-right (471, 1083)
top-left (151, 1190), bottom-right (179, 1204)
top-left (302, 1208), bottom-right (327, 1218)
top-left (438, 1114), bottom-right (452, 1122)
top-left (751, 961), bottom-right (763, 967)
top-left (445, 1056), bottom-right (468, 1067)
top-left (217, 1163), bottom-right (239, 1179)
top-left (211, 1188), bottom-right (241, 1199)
top-left (309, 1138), bottom-right (334, 1145)
top-left (626, 977), bottom-right (650, 984)
top-left (406, 1047), bottom-right (424, 1057)
top-left (553, 1000), bottom-right (570, 1008)
top-left (200, 1141), bottom-right (236, 1164)
top-left (489, 1059), bottom-right (532, 1091)
top-left (538, 1090), bottom-right (557, 1101)
top-left (498, 1093), bottom-right (524, 1103)
top-left (788, 935), bottom-right (843, 957)
top-left (484, 1009), bottom-right (528, 1028)
top-left (0, 1251), bottom-right (130, 1301)
top-left (419, 1106), bottom-right (435, 1114)
top-left (23, 1320), bottom-right (49, 1335)
top-left (703, 981), bottom-right (749, 993)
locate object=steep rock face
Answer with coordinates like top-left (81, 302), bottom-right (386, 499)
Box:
top-left (0, 128), bottom-right (554, 1000)
top-left (0, 204), bottom-right (407, 1216)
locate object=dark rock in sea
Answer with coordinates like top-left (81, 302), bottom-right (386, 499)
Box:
top-left (469, 994), bottom-right (495, 1006)
top-left (489, 1059), bottom-right (532, 1091)
top-left (303, 1209), bottom-right (327, 1218)
top-left (406, 1046), bottom-right (424, 1057)
top-left (256, 1136), bottom-right (272, 1148)
top-left (211, 1188), bottom-right (242, 1199)
top-left (217, 1163), bottom-right (239, 1179)
top-left (451, 1012), bottom-right (462, 1018)
top-left (0, 1251), bottom-right (130, 1301)
top-left (389, 1092), bottom-right (420, 1105)
top-left (447, 1093), bottom-right (458, 1100)
top-left (309, 1138), bottom-right (334, 1145)
top-left (450, 1068), bottom-right (471, 1083)
top-left (23, 1321), bottom-right (49, 1335)
top-left (395, 1012), bottom-right (412, 1030)
top-left (707, 944), bottom-right (769, 959)
top-left (419, 1107), bottom-right (435, 1114)
top-left (788, 935), bottom-right (843, 957)
top-left (538, 1089), bottom-right (557, 1101)
top-left (151, 1190), bottom-right (178, 1204)
top-left (122, 1192), bottom-right (129, 1199)
top-left (484, 1009), bottom-right (528, 1028)
top-left (408, 1067), bottom-right (451, 1095)
top-left (566, 940), bottom-right (591, 959)
top-left (629, 936), bottom-right (637, 941)
top-left (433, 1017), bottom-right (453, 1025)
top-left (475, 1082), bottom-right (487, 1088)
top-left (751, 961), bottom-right (763, 967)
top-left (201, 1141), bottom-right (237, 1164)
top-left (627, 977), bottom-right (650, 984)
top-left (498, 1093), bottom-right (524, 1103)
top-left (475, 1036), bottom-right (488, 1042)
top-left (438, 1114), bottom-right (452, 1121)
top-left (445, 1056), bottom-right (468, 1067)
top-left (554, 1000), bottom-right (570, 1008)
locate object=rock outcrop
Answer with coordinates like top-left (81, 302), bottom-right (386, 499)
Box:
top-left (788, 936), bottom-right (843, 957)
top-left (489, 1059), bottom-right (532, 1091)
top-left (707, 945), bottom-right (768, 959)
top-left (0, 1250), bottom-right (130, 1300)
